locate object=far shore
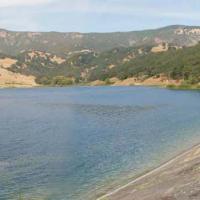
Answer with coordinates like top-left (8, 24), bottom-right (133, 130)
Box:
top-left (1, 82), bottom-right (200, 91)
top-left (97, 143), bottom-right (200, 200)
top-left (1, 75), bottom-right (200, 90)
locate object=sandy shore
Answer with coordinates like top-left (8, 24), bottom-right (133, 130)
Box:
top-left (97, 143), bottom-right (200, 200)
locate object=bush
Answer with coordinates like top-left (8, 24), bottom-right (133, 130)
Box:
top-left (52, 76), bottom-right (73, 86)
top-left (36, 76), bottom-right (52, 85)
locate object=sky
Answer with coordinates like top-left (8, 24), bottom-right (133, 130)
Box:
top-left (0, 0), bottom-right (200, 32)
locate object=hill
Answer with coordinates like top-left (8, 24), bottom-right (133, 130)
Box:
top-left (1, 25), bottom-right (200, 56)
top-left (1, 25), bottom-right (200, 87)
top-left (1, 42), bottom-right (199, 87)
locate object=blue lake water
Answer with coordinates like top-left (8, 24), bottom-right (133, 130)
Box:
top-left (0, 86), bottom-right (200, 200)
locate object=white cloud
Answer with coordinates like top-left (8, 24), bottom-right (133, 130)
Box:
top-left (0, 0), bottom-right (199, 32)
top-left (0, 0), bottom-right (52, 7)
top-left (0, 18), bottom-right (40, 31)
top-left (49, 0), bottom-right (200, 20)
top-left (0, 0), bottom-right (54, 31)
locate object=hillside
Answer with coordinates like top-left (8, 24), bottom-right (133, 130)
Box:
top-left (2, 42), bottom-right (199, 86)
top-left (91, 43), bottom-right (200, 85)
top-left (1, 25), bottom-right (200, 87)
top-left (0, 54), bottom-right (37, 87)
top-left (0, 25), bottom-right (200, 56)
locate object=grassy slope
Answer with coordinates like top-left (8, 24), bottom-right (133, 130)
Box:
top-left (2, 41), bottom-right (200, 87)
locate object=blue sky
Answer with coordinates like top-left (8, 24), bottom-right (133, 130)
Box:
top-left (0, 0), bottom-right (199, 32)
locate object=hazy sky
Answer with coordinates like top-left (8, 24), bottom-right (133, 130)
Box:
top-left (0, 0), bottom-right (199, 32)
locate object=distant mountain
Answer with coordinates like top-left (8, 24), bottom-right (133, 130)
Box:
top-left (1, 25), bottom-right (200, 56)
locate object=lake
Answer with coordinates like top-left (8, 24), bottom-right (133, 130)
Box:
top-left (0, 86), bottom-right (200, 200)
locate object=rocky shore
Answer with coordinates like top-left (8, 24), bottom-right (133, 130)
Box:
top-left (98, 144), bottom-right (200, 200)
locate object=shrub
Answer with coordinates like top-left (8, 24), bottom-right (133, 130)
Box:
top-left (52, 76), bottom-right (73, 86)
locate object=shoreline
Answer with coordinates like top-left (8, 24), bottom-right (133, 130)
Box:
top-left (97, 142), bottom-right (200, 200)
top-left (0, 82), bottom-right (200, 90)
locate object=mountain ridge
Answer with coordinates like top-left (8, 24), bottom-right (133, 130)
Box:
top-left (0, 25), bottom-right (200, 56)
top-left (0, 24), bottom-right (198, 33)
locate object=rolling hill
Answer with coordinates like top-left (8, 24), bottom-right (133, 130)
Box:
top-left (0, 25), bottom-right (200, 56)
top-left (1, 25), bottom-right (200, 87)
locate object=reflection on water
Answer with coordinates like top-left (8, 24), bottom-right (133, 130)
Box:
top-left (0, 87), bottom-right (200, 199)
